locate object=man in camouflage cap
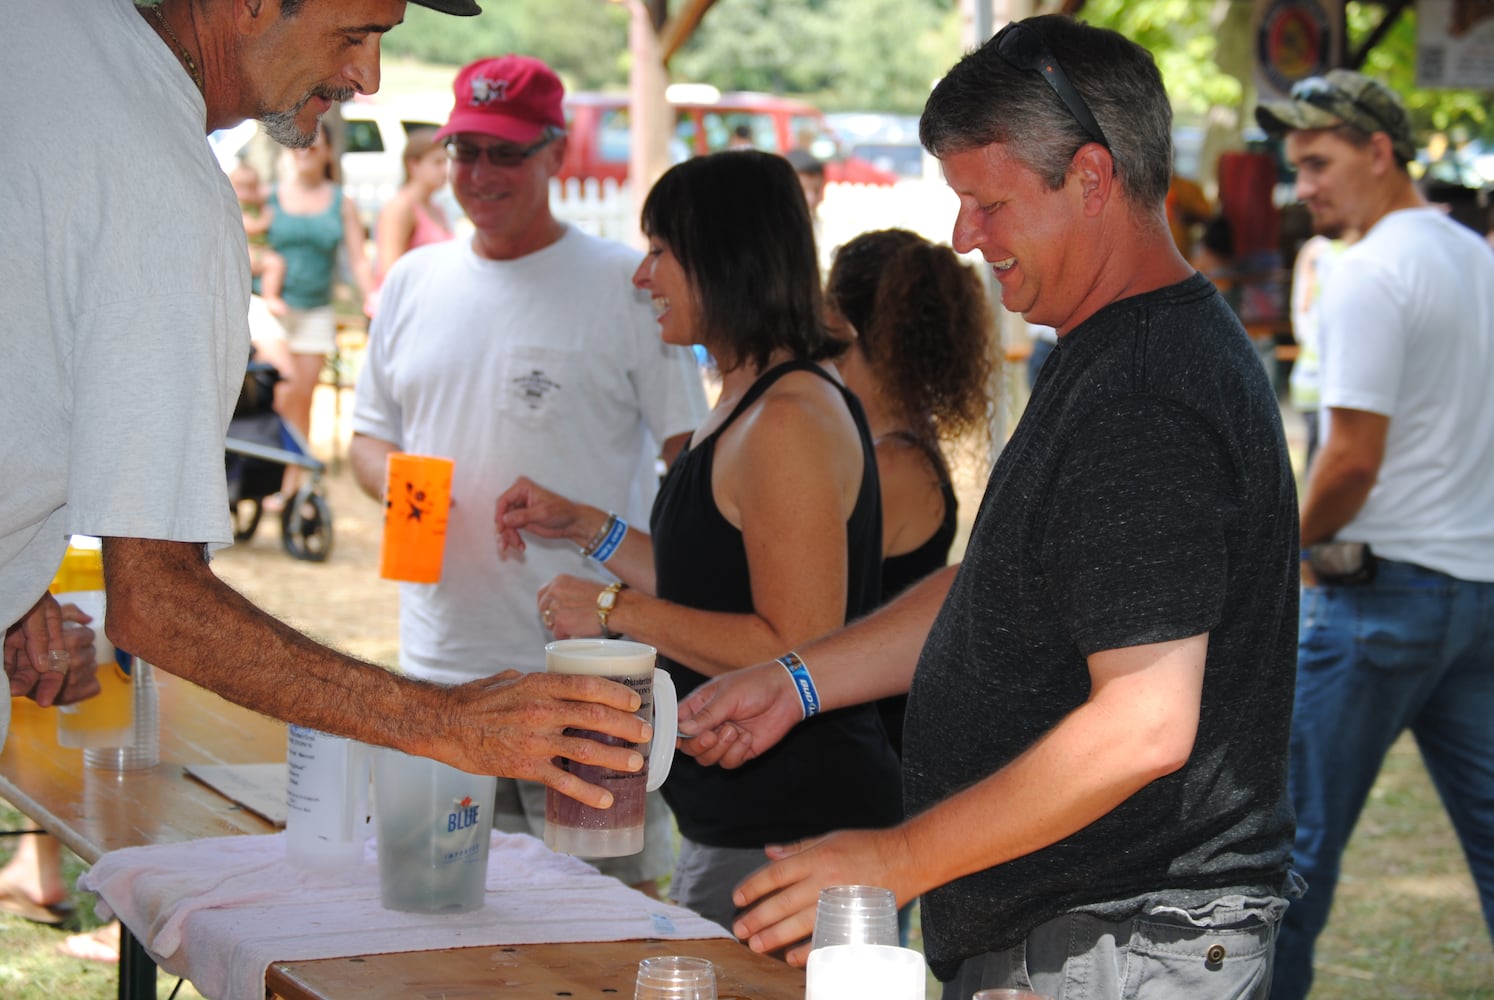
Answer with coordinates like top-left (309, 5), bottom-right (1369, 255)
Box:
top-left (1256, 69), bottom-right (1417, 166)
top-left (1259, 71), bottom-right (1494, 1000)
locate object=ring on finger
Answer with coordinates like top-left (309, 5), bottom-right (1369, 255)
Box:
top-left (542, 608), bottom-right (555, 627)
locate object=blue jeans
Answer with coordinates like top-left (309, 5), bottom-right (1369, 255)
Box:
top-left (945, 894), bottom-right (1285, 1000)
top-left (1272, 559), bottom-right (1494, 1000)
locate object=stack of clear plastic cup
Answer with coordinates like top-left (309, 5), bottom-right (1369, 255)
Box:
top-left (810, 884), bottom-right (900, 950)
top-left (633, 955), bottom-right (716, 1000)
top-left (83, 659), bottom-right (159, 771)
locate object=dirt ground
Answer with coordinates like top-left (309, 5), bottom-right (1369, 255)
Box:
top-left (212, 386), bottom-right (401, 667)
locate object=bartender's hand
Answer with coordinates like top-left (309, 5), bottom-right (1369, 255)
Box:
top-left (4, 592), bottom-right (69, 706)
top-left (54, 605), bottom-right (103, 706)
top-left (732, 828), bottom-right (912, 966)
top-left (445, 669), bottom-right (651, 810)
top-left (676, 661), bottom-right (804, 768)
top-left (536, 574), bottom-right (611, 638)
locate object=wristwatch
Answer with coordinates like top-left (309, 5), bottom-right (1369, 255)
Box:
top-left (596, 581), bottom-right (627, 637)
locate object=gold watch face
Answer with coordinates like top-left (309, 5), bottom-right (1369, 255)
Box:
top-left (598, 589), bottom-right (618, 611)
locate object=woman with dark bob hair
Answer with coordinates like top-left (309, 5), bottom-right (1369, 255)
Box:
top-left (824, 228), bottom-right (996, 755)
top-left (495, 151), bottom-right (901, 928)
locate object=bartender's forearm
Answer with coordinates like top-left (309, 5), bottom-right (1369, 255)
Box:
top-left (101, 536), bottom-right (442, 752)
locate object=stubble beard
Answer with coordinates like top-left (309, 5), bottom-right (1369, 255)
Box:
top-left (259, 85), bottom-right (356, 148)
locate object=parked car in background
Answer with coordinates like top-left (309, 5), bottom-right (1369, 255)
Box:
top-left (824, 112), bottom-right (929, 181)
top-left (560, 85), bottom-right (900, 187)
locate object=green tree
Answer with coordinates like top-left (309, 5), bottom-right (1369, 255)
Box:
top-left (386, 1), bottom-right (629, 91)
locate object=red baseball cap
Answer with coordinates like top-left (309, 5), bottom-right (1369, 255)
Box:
top-left (435, 56), bottom-right (566, 145)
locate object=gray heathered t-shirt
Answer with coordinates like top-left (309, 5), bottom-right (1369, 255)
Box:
top-left (904, 273), bottom-right (1298, 979)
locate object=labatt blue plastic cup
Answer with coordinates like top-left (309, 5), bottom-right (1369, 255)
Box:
top-left (372, 748), bottom-right (497, 913)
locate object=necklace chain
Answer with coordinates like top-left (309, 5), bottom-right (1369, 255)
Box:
top-left (147, 3), bottom-right (205, 94)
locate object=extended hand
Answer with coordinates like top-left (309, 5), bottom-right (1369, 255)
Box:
top-left (494, 476), bottom-right (585, 557)
top-left (676, 661), bottom-right (803, 768)
top-left (732, 828), bottom-right (910, 966)
top-left (441, 670), bottom-right (650, 810)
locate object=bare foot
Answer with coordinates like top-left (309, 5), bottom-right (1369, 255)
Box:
top-left (59, 921), bottom-right (120, 963)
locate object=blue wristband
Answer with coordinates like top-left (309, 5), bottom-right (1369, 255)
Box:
top-left (588, 516), bottom-right (628, 563)
top-left (777, 651), bottom-right (820, 720)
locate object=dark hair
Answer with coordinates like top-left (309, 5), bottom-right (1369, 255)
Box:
top-left (640, 150), bottom-right (831, 373)
top-left (827, 229), bottom-right (994, 446)
top-left (920, 14), bottom-right (1172, 210)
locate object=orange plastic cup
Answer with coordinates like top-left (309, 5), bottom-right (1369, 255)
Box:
top-left (379, 453), bottom-right (454, 583)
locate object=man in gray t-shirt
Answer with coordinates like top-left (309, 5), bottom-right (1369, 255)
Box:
top-left (673, 16), bottom-right (1299, 999)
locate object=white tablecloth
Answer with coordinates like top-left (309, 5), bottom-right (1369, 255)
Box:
top-left (80, 830), bottom-right (730, 1000)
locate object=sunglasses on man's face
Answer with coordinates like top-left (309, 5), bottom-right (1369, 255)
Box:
top-left (993, 21), bottom-right (1110, 151)
top-left (444, 133), bottom-right (557, 168)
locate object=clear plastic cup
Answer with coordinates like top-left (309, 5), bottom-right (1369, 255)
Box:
top-left (634, 955), bottom-right (716, 1000)
top-left (810, 884), bottom-right (899, 950)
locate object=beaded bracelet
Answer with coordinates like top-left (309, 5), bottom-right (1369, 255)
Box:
top-left (777, 651), bottom-right (820, 719)
top-left (588, 516), bottom-right (629, 563)
top-left (579, 513), bottom-right (617, 558)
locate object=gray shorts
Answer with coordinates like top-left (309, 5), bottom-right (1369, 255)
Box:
top-left (942, 893), bottom-right (1287, 1000)
top-left (492, 777), bottom-right (674, 887)
top-left (667, 835), bottom-right (774, 933)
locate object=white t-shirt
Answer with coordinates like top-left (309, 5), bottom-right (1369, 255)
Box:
top-left (1319, 207), bottom-right (1494, 580)
top-left (352, 228), bottom-right (708, 682)
top-left (1, 0), bottom-right (250, 744)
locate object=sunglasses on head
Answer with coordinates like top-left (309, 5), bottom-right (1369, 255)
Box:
top-left (1289, 76), bottom-right (1393, 136)
top-left (994, 21), bottom-right (1110, 151)
top-left (444, 131), bottom-right (559, 168)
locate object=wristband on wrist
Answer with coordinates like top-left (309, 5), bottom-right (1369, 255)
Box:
top-left (777, 651), bottom-right (820, 720)
top-left (588, 516), bottom-right (628, 563)
top-left (579, 512), bottom-right (617, 558)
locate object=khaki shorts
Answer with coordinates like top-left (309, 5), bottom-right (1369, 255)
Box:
top-left (247, 298), bottom-right (336, 356)
top-left (492, 777), bottom-right (675, 887)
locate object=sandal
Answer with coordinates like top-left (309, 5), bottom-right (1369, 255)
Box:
top-left (260, 492), bottom-right (287, 514)
top-left (58, 921), bottom-right (120, 963)
top-left (0, 884), bottom-right (74, 925)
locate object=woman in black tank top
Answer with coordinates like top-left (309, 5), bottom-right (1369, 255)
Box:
top-left (495, 152), bottom-right (901, 930)
top-left (824, 228), bottom-right (997, 755)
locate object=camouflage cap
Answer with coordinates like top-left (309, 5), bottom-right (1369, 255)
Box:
top-left (1255, 69), bottom-right (1415, 163)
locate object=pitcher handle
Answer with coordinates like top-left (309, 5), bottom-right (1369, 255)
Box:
top-left (646, 668), bottom-right (676, 792)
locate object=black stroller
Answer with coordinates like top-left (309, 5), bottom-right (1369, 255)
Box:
top-left (225, 360), bottom-right (334, 561)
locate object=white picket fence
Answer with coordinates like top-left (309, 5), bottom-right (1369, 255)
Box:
top-left (548, 175), bottom-right (962, 253)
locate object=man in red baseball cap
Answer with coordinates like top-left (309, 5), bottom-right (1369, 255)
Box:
top-left (350, 54), bottom-right (709, 898)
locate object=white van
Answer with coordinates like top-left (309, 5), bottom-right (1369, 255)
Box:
top-left (339, 94), bottom-right (452, 228)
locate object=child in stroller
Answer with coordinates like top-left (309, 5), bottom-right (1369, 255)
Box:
top-left (225, 354), bottom-right (334, 561)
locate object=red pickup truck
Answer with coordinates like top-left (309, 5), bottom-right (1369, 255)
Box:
top-left (560, 87), bottom-right (899, 187)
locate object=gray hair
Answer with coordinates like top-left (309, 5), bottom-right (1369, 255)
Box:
top-left (920, 15), bottom-right (1173, 211)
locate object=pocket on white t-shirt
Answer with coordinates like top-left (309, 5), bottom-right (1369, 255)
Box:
top-left (498, 345), bottom-right (585, 429)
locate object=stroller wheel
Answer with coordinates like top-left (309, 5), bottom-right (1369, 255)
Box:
top-left (281, 488), bottom-right (334, 562)
top-left (231, 498), bottom-right (262, 542)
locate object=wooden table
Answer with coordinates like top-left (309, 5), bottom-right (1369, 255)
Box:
top-left (5, 680), bottom-right (807, 1000)
top-left (0, 673), bottom-right (286, 999)
top-left (268, 937), bottom-right (806, 1000)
